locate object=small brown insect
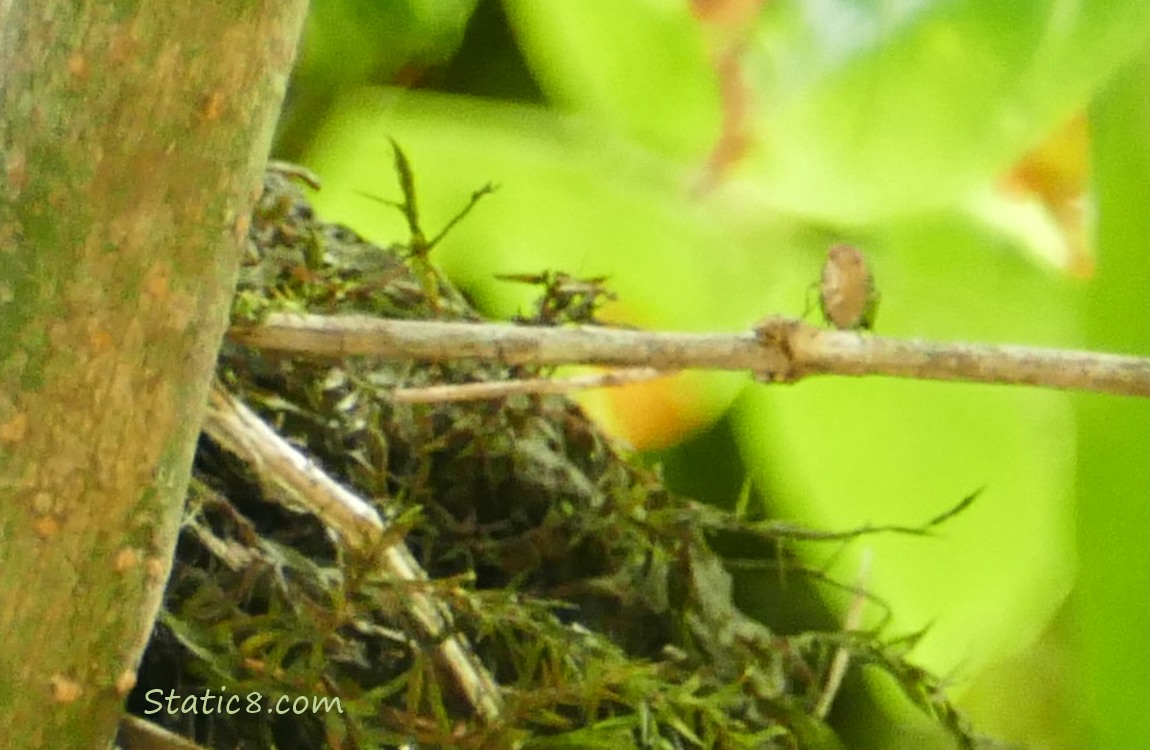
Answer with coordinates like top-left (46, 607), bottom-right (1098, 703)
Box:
top-left (819, 244), bottom-right (879, 330)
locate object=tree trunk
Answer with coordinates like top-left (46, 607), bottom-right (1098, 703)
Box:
top-left (0, 3), bottom-right (308, 748)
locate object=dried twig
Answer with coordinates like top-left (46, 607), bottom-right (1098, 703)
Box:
top-left (228, 313), bottom-right (767, 369)
top-left (204, 385), bottom-right (383, 550)
top-left (201, 384), bottom-right (504, 721)
top-left (814, 548), bottom-right (873, 719)
top-left (391, 367), bottom-right (669, 404)
top-left (117, 716), bottom-right (213, 750)
top-left (228, 313), bottom-right (1150, 398)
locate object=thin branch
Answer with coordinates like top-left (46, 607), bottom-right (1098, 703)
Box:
top-left (201, 384), bottom-right (504, 721)
top-left (228, 313), bottom-right (766, 368)
top-left (228, 313), bottom-right (1150, 398)
top-left (814, 548), bottom-right (873, 720)
top-left (204, 385), bottom-right (384, 551)
top-left (117, 716), bottom-right (212, 750)
top-left (391, 367), bottom-right (669, 404)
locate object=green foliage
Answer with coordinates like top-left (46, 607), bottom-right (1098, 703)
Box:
top-left (298, 4), bottom-right (1095, 706)
top-left (356, 139), bottom-right (498, 306)
top-left (506, 0), bottom-right (1150, 221)
top-left (274, 1), bottom-right (1150, 745)
top-left (132, 162), bottom-right (992, 749)
top-left (1076, 55), bottom-right (1150, 747)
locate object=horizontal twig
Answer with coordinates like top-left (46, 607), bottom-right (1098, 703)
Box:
top-left (229, 313), bottom-right (771, 369)
top-left (753, 317), bottom-right (1150, 396)
top-left (391, 367), bottom-right (668, 403)
top-left (228, 313), bottom-right (1150, 398)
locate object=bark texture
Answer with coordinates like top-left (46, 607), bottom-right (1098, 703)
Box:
top-left (0, 2), bottom-right (308, 747)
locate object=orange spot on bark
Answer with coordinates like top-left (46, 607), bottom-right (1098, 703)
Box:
top-left (233, 212), bottom-right (250, 241)
top-left (114, 547), bottom-right (141, 572)
top-left (115, 670), bottom-right (138, 696)
top-left (0, 412), bottom-right (28, 443)
top-left (143, 264), bottom-right (171, 299)
top-left (67, 53), bottom-right (88, 79)
top-left (49, 675), bottom-right (83, 704)
top-left (5, 147), bottom-right (26, 193)
top-left (88, 327), bottom-right (114, 354)
top-left (202, 91), bottom-right (225, 121)
top-left (146, 557), bottom-right (168, 582)
top-left (33, 516), bottom-right (60, 539)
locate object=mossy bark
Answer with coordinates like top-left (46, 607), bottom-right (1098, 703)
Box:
top-left (0, 2), bottom-right (307, 747)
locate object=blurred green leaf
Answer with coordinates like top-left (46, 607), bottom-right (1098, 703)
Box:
top-left (1078, 52), bottom-right (1150, 747)
top-left (503, 0), bottom-right (720, 160)
top-left (279, 1), bottom-right (480, 156)
top-left (300, 4), bottom-right (1150, 739)
top-left (506, 0), bottom-right (1150, 222)
top-left (300, 0), bottom-right (478, 85)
